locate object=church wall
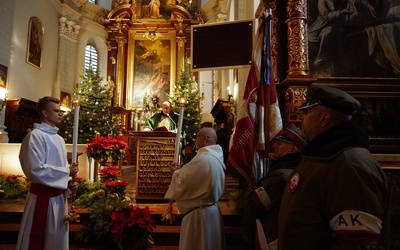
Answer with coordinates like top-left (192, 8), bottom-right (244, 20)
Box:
top-left (0, 0), bottom-right (15, 67)
top-left (8, 0), bottom-right (59, 102)
top-left (0, 143), bottom-right (90, 180)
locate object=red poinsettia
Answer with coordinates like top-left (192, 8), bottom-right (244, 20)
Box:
top-left (86, 136), bottom-right (128, 162)
top-left (104, 179), bottom-right (129, 195)
top-left (110, 205), bottom-right (156, 244)
top-left (99, 166), bottom-right (121, 181)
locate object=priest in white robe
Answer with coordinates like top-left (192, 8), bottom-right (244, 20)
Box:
top-left (165, 127), bottom-right (226, 250)
top-left (16, 96), bottom-right (78, 250)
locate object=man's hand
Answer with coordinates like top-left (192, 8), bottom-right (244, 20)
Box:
top-left (340, 8), bottom-right (355, 15)
top-left (69, 162), bottom-right (79, 178)
top-left (68, 180), bottom-right (79, 194)
top-left (169, 163), bottom-right (181, 174)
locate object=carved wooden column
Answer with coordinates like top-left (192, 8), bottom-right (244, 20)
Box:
top-left (286, 0), bottom-right (309, 76)
top-left (115, 36), bottom-right (127, 108)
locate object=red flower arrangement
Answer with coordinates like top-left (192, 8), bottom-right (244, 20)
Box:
top-left (0, 174), bottom-right (30, 199)
top-left (99, 166), bottom-right (121, 181)
top-left (86, 136), bottom-right (128, 162)
top-left (110, 205), bottom-right (156, 247)
top-left (104, 179), bottom-right (129, 195)
top-left (98, 166), bottom-right (129, 195)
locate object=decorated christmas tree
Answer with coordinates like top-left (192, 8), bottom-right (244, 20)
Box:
top-left (169, 61), bottom-right (203, 148)
top-left (60, 68), bottom-right (122, 144)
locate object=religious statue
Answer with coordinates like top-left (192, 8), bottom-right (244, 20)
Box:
top-left (106, 76), bottom-right (115, 93)
top-left (144, 0), bottom-right (162, 19)
top-left (106, 76), bottom-right (116, 106)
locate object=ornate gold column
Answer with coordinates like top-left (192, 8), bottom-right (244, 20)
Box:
top-left (286, 0), bottom-right (309, 76)
top-left (115, 36), bottom-right (127, 107)
top-left (176, 36), bottom-right (186, 76)
top-left (174, 17), bottom-right (188, 78)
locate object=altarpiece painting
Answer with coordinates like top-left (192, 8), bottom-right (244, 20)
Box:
top-left (307, 0), bottom-right (400, 77)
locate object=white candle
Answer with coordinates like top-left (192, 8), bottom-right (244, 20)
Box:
top-left (72, 105), bottom-right (80, 164)
top-left (173, 105), bottom-right (185, 163)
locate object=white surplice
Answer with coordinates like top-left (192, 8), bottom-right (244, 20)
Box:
top-left (16, 123), bottom-right (71, 250)
top-left (165, 144), bottom-right (226, 250)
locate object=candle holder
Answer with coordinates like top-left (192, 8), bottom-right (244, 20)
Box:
top-left (65, 162), bottom-right (80, 223)
top-left (66, 94), bottom-right (81, 223)
top-left (173, 95), bottom-right (187, 163)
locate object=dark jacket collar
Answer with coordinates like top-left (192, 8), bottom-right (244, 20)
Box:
top-left (303, 121), bottom-right (370, 158)
top-left (270, 152), bottom-right (303, 170)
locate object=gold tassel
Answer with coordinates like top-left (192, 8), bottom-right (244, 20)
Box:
top-left (65, 162), bottom-right (80, 223)
top-left (161, 200), bottom-right (175, 224)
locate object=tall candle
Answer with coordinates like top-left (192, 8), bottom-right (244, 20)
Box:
top-left (72, 104), bottom-right (80, 164)
top-left (173, 105), bottom-right (185, 163)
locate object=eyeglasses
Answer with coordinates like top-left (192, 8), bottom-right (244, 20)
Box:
top-left (47, 109), bottom-right (65, 115)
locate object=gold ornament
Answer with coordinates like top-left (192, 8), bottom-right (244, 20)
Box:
top-left (96, 189), bottom-right (106, 197)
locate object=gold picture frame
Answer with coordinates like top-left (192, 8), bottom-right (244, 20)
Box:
top-left (26, 17), bottom-right (44, 69)
top-left (0, 64), bottom-right (7, 88)
top-left (126, 30), bottom-right (176, 109)
top-left (60, 91), bottom-right (71, 108)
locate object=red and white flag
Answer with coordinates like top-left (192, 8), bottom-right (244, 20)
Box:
top-left (228, 13), bottom-right (282, 185)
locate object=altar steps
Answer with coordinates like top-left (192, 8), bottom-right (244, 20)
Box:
top-left (0, 201), bottom-right (243, 249)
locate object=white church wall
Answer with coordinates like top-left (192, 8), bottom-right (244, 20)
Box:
top-left (0, 143), bottom-right (90, 180)
top-left (8, 0), bottom-right (60, 102)
top-left (0, 0), bottom-right (15, 67)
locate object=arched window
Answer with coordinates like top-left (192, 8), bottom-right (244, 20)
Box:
top-left (85, 45), bottom-right (98, 71)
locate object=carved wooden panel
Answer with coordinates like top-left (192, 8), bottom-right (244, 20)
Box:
top-left (133, 131), bottom-right (176, 201)
top-left (5, 98), bottom-right (40, 143)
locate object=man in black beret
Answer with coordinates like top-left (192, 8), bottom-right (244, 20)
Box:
top-left (242, 124), bottom-right (307, 250)
top-left (278, 85), bottom-right (390, 249)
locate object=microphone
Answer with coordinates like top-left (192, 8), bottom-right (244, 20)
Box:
top-left (166, 114), bottom-right (177, 132)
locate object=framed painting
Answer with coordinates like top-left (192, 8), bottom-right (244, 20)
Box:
top-left (0, 64), bottom-right (7, 88)
top-left (26, 17), bottom-right (44, 69)
top-left (60, 91), bottom-right (71, 108)
top-left (350, 90), bottom-right (400, 153)
top-left (306, 0), bottom-right (400, 78)
top-left (282, 83), bottom-right (400, 153)
top-left (127, 30), bottom-right (176, 109)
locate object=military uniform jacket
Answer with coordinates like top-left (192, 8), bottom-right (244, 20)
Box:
top-left (278, 122), bottom-right (390, 250)
top-left (242, 152), bottom-right (302, 247)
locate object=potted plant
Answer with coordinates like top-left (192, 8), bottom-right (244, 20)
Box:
top-left (0, 174), bottom-right (30, 199)
top-left (86, 136), bottom-right (128, 165)
top-left (73, 166), bottom-right (131, 247)
top-left (110, 204), bottom-right (156, 250)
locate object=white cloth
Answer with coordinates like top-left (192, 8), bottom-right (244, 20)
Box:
top-left (16, 123), bottom-right (71, 250)
top-left (165, 144), bottom-right (226, 250)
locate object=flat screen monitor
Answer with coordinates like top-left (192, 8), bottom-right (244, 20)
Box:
top-left (191, 19), bottom-right (254, 72)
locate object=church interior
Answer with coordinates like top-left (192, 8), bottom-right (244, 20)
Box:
top-left (0, 0), bottom-right (399, 248)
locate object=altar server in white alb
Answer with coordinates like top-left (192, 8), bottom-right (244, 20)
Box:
top-left (165, 127), bottom-right (226, 250)
top-left (17, 96), bottom-right (78, 250)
